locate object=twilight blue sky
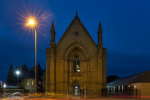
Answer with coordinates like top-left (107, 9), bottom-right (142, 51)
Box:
top-left (0, 0), bottom-right (150, 82)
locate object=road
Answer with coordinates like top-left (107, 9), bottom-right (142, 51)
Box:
top-left (1, 93), bottom-right (150, 100)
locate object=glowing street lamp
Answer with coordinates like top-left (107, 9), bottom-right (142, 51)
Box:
top-left (29, 20), bottom-right (34, 25)
top-left (28, 19), bottom-right (37, 93)
top-left (16, 70), bottom-right (20, 75)
top-left (4, 84), bottom-right (6, 88)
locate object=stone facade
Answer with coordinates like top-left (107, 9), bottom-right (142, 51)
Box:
top-left (46, 13), bottom-right (107, 95)
top-left (21, 78), bottom-right (42, 93)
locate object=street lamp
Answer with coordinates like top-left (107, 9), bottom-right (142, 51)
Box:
top-left (16, 70), bottom-right (20, 75)
top-left (4, 84), bottom-right (6, 88)
top-left (29, 19), bottom-right (37, 93)
top-left (16, 70), bottom-right (20, 86)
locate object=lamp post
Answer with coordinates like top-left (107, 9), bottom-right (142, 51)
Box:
top-left (29, 20), bottom-right (37, 93)
top-left (16, 70), bottom-right (20, 87)
top-left (35, 26), bottom-right (37, 93)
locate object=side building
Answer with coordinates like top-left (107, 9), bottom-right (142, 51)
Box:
top-left (107, 70), bottom-right (150, 96)
top-left (20, 68), bottom-right (46, 93)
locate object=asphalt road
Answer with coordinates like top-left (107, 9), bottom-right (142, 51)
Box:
top-left (1, 93), bottom-right (150, 100)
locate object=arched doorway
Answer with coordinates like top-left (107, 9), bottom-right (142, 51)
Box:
top-left (72, 81), bottom-right (80, 95)
top-left (64, 43), bottom-right (88, 95)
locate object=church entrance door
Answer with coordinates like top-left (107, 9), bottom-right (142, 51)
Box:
top-left (73, 81), bottom-right (80, 95)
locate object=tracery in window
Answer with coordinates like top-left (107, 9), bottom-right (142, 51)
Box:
top-left (77, 59), bottom-right (80, 72)
top-left (73, 55), bottom-right (80, 73)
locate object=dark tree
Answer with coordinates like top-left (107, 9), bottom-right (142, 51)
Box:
top-left (0, 84), bottom-right (3, 93)
top-left (18, 66), bottom-right (20, 70)
top-left (37, 63), bottom-right (42, 70)
top-left (107, 75), bottom-right (119, 83)
top-left (12, 66), bottom-right (18, 83)
top-left (31, 66), bottom-right (35, 72)
top-left (15, 66), bottom-right (18, 70)
top-left (27, 68), bottom-right (29, 72)
top-left (21, 63), bottom-right (28, 79)
top-left (6, 64), bottom-right (14, 83)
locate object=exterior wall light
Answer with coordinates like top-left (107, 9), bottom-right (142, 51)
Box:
top-left (134, 86), bottom-right (136, 88)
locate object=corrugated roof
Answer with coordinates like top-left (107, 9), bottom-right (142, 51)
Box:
top-left (107, 70), bottom-right (150, 87)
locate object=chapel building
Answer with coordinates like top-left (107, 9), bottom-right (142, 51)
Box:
top-left (46, 12), bottom-right (107, 95)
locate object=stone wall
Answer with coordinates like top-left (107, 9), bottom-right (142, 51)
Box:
top-left (46, 15), bottom-right (107, 95)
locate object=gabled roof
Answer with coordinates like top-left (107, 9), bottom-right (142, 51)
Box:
top-left (107, 70), bottom-right (150, 87)
top-left (56, 15), bottom-right (97, 48)
top-left (37, 70), bottom-right (45, 76)
top-left (23, 70), bottom-right (41, 80)
top-left (7, 83), bottom-right (18, 86)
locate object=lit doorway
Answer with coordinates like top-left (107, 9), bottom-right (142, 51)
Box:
top-left (73, 81), bottom-right (80, 95)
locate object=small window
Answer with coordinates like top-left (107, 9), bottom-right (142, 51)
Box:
top-left (27, 80), bottom-right (29, 86)
top-left (39, 81), bottom-right (41, 84)
top-left (32, 80), bottom-right (34, 86)
top-left (75, 32), bottom-right (78, 36)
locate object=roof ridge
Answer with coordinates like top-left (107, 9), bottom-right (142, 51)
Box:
top-left (107, 70), bottom-right (150, 85)
top-left (56, 15), bottom-right (97, 48)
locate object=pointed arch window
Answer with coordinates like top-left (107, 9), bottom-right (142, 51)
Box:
top-left (73, 56), bottom-right (80, 73)
top-left (77, 59), bottom-right (80, 72)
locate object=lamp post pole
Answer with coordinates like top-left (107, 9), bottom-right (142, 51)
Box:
top-left (17, 74), bottom-right (18, 87)
top-left (16, 70), bottom-right (20, 87)
top-left (28, 20), bottom-right (37, 93)
top-left (35, 27), bottom-right (37, 93)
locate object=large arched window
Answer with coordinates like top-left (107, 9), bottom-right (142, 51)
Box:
top-left (73, 55), bottom-right (80, 73)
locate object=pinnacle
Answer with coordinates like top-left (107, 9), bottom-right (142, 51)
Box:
top-left (98, 21), bottom-right (103, 33)
top-left (50, 21), bottom-right (55, 33)
top-left (76, 10), bottom-right (78, 16)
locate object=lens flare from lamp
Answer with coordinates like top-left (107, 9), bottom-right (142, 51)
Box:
top-left (29, 20), bottom-right (34, 25)
top-left (16, 70), bottom-right (20, 75)
top-left (4, 84), bottom-right (6, 88)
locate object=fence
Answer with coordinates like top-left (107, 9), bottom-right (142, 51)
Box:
top-left (107, 88), bottom-right (141, 98)
top-left (2, 88), bottom-right (26, 93)
top-left (46, 88), bottom-right (107, 96)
